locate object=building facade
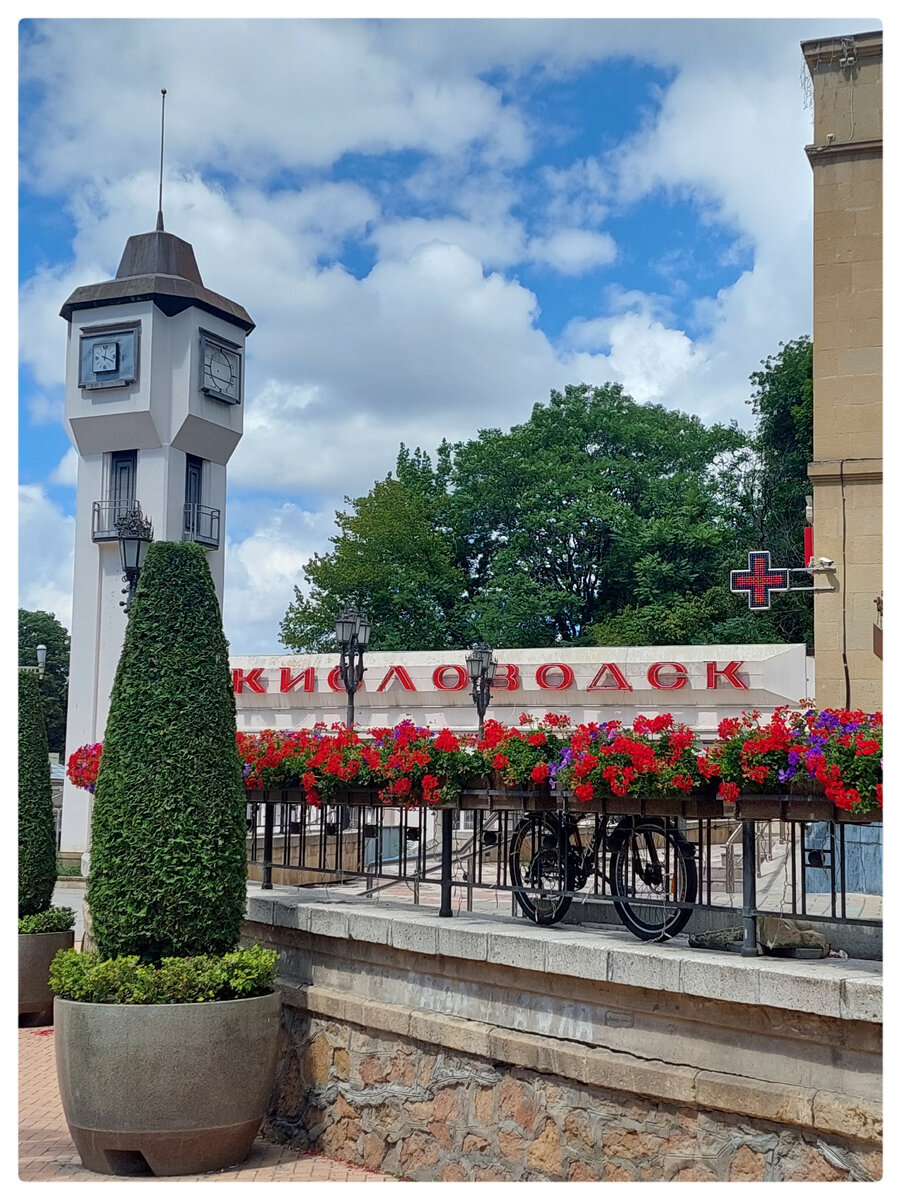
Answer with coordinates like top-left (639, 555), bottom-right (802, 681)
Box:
top-left (802, 31), bottom-right (882, 711)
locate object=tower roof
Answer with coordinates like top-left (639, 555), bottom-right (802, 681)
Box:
top-left (59, 229), bottom-right (254, 333)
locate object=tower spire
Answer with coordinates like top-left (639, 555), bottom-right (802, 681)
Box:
top-left (156, 88), bottom-right (167, 232)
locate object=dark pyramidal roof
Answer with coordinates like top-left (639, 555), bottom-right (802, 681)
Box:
top-left (60, 229), bottom-right (254, 333)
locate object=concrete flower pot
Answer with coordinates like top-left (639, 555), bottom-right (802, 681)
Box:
top-left (19, 931), bottom-right (74, 1025)
top-left (54, 990), bottom-right (281, 1176)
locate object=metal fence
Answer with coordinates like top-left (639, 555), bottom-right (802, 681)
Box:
top-left (245, 787), bottom-right (882, 951)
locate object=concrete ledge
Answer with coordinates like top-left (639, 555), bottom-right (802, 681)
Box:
top-left (278, 980), bottom-right (882, 1143)
top-left (248, 893), bottom-right (882, 1023)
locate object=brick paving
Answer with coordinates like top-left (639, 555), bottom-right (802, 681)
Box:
top-left (18, 1028), bottom-right (398, 1183)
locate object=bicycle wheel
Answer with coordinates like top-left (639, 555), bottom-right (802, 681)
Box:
top-left (509, 813), bottom-right (574, 926)
top-left (608, 818), bottom-right (697, 941)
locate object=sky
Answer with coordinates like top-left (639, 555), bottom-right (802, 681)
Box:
top-left (17, 12), bottom-right (879, 654)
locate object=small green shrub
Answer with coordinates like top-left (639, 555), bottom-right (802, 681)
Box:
top-left (49, 944), bottom-right (277, 1004)
top-left (19, 907), bottom-right (75, 935)
top-left (18, 670), bottom-right (56, 918)
top-left (56, 859), bottom-right (82, 878)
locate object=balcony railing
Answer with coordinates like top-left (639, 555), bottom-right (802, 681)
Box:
top-left (183, 503), bottom-right (220, 549)
top-left (92, 499), bottom-right (144, 541)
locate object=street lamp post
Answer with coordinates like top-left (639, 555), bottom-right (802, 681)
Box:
top-left (466, 641), bottom-right (497, 738)
top-left (116, 506), bottom-right (154, 613)
top-left (20, 644), bottom-right (47, 678)
top-left (335, 605), bottom-right (371, 728)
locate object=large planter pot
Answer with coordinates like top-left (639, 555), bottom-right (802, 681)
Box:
top-left (19, 930), bottom-right (74, 1025)
top-left (54, 990), bottom-right (281, 1177)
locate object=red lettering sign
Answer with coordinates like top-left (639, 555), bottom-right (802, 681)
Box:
top-left (432, 665), bottom-right (468, 691)
top-left (706, 661), bottom-right (748, 690)
top-left (586, 663), bottom-right (632, 691)
top-left (327, 667), bottom-right (344, 692)
top-left (232, 668), bottom-right (266, 694)
top-left (280, 667), bottom-right (315, 693)
top-left (376, 665), bottom-right (417, 692)
top-left (490, 664), bottom-right (520, 691)
top-left (647, 662), bottom-right (688, 690)
top-left (535, 663), bottom-right (575, 690)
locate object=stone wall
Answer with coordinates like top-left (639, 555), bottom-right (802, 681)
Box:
top-left (266, 1006), bottom-right (878, 1182)
top-left (248, 892), bottom-right (882, 1182)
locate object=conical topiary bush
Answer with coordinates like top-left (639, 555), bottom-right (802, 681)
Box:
top-left (19, 669), bottom-right (57, 918)
top-left (85, 541), bottom-right (247, 961)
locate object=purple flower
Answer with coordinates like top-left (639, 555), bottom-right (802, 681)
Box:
top-left (787, 749), bottom-right (801, 766)
top-left (778, 767), bottom-right (796, 783)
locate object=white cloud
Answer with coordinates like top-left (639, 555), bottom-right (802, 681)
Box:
top-left (528, 228), bottom-right (617, 275)
top-left (223, 502), bottom-right (336, 654)
top-left (18, 16), bottom-right (859, 654)
top-left (49, 449), bottom-right (78, 487)
top-left (18, 486), bottom-right (76, 627)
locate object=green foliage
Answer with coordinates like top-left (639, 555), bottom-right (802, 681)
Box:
top-left (49, 945), bottom-right (277, 1004)
top-left (733, 337), bottom-right (814, 647)
top-left (280, 449), bottom-right (470, 652)
top-left (86, 542), bottom-right (247, 963)
top-left (18, 609), bottom-right (70, 754)
top-left (280, 353), bottom-right (814, 653)
top-left (281, 385), bottom-right (747, 651)
top-left (18, 670), bottom-right (57, 918)
top-left (589, 587), bottom-right (784, 647)
top-left (19, 906), bottom-right (75, 935)
top-left (56, 858), bottom-right (82, 878)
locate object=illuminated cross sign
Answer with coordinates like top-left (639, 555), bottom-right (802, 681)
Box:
top-left (730, 551), bottom-right (790, 611)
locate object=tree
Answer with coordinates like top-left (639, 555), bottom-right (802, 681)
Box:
top-left (446, 384), bottom-right (747, 644)
top-left (280, 449), bottom-right (472, 652)
top-left (723, 337), bottom-right (814, 648)
top-left (281, 385), bottom-right (750, 650)
top-left (18, 670), bottom-right (56, 917)
top-left (18, 609), bottom-right (69, 754)
top-left (86, 542), bottom-right (247, 962)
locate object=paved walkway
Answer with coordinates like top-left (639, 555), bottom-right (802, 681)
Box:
top-left (18, 1028), bottom-right (396, 1183)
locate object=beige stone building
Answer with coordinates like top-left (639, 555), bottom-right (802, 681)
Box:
top-left (802, 30), bottom-right (882, 711)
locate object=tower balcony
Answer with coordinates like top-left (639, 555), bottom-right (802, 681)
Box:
top-left (183, 503), bottom-right (220, 549)
top-left (92, 499), bottom-right (147, 542)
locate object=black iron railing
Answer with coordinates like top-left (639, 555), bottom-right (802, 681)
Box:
top-left (245, 787), bottom-right (882, 949)
top-left (183, 503), bottom-right (220, 548)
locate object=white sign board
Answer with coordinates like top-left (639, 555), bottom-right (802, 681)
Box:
top-left (230, 644), bottom-right (813, 740)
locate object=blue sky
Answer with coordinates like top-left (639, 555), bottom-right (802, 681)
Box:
top-left (17, 14), bottom-right (869, 652)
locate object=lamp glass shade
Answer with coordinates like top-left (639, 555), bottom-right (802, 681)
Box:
top-left (356, 614), bottom-right (372, 647)
top-left (485, 657), bottom-right (498, 683)
top-left (35, 644), bottom-right (48, 671)
top-left (335, 610), bottom-right (358, 646)
top-left (466, 650), bottom-right (481, 680)
top-left (119, 534), bottom-right (145, 576)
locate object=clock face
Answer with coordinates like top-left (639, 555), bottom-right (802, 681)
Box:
top-left (201, 338), bottom-right (241, 403)
top-left (92, 342), bottom-right (119, 373)
top-left (79, 329), bottom-right (138, 389)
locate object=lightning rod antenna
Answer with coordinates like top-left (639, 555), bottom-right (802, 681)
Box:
top-left (156, 88), bottom-right (167, 232)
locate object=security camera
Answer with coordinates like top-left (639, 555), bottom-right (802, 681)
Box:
top-left (818, 557), bottom-right (835, 568)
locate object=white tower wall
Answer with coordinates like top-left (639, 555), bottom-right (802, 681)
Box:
top-left (58, 229), bottom-right (253, 854)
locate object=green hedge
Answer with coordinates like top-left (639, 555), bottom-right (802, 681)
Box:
top-left (86, 542), bottom-right (247, 962)
top-left (50, 945), bottom-right (277, 1004)
top-left (19, 907), bottom-right (75, 935)
top-left (18, 670), bottom-right (56, 918)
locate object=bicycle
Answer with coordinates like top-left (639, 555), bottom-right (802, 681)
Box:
top-left (508, 810), bottom-right (697, 941)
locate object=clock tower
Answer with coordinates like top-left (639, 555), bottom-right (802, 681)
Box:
top-left (58, 225), bottom-right (254, 855)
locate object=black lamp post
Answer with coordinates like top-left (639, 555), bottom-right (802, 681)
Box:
top-left (335, 605), bottom-right (371, 728)
top-left (466, 641), bottom-right (497, 738)
top-left (116, 506), bottom-right (154, 613)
